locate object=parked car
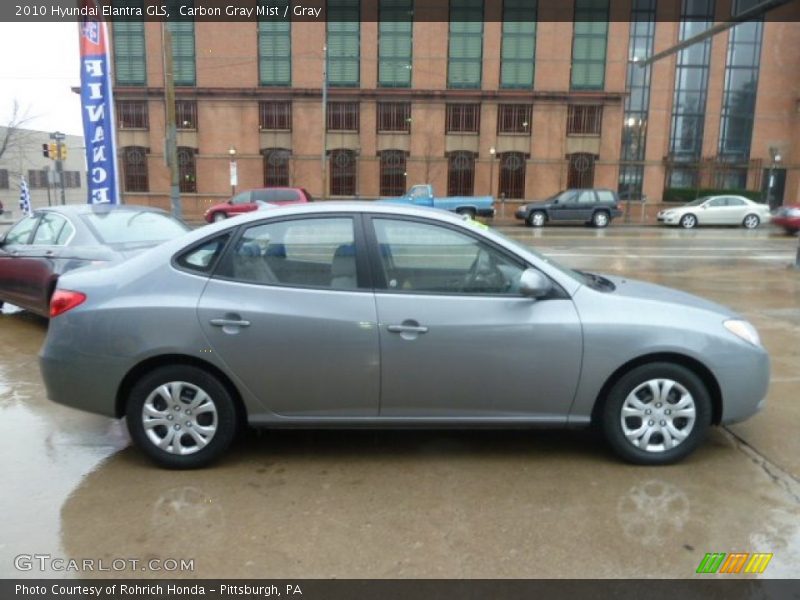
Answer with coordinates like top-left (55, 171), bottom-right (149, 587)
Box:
top-left (515, 189), bottom-right (622, 228)
top-left (40, 203), bottom-right (769, 469)
top-left (204, 187), bottom-right (312, 223)
top-left (656, 196), bottom-right (771, 229)
top-left (0, 205), bottom-right (189, 317)
top-left (380, 184), bottom-right (495, 218)
top-left (771, 204), bottom-right (800, 235)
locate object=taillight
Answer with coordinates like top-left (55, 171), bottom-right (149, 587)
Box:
top-left (50, 290), bottom-right (86, 318)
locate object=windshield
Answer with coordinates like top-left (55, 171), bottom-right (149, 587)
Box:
top-left (487, 228), bottom-right (586, 285)
top-left (684, 197), bottom-right (710, 207)
top-left (81, 211), bottom-right (189, 245)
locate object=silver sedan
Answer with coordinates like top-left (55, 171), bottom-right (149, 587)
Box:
top-left (39, 203), bottom-right (769, 468)
top-left (657, 195), bottom-right (772, 229)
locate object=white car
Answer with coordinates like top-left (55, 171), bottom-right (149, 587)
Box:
top-left (657, 196), bottom-right (771, 229)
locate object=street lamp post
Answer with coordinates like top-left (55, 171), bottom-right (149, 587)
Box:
top-left (228, 146), bottom-right (238, 197)
top-left (766, 146), bottom-right (782, 210)
top-left (489, 146), bottom-right (496, 201)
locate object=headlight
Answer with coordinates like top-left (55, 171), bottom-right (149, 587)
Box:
top-left (724, 319), bottom-right (761, 347)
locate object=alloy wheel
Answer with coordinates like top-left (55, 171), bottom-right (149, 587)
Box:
top-left (619, 378), bottom-right (696, 453)
top-left (680, 214), bottom-right (696, 229)
top-left (141, 381), bottom-right (218, 455)
top-left (743, 214), bottom-right (760, 229)
top-left (529, 212), bottom-right (545, 227)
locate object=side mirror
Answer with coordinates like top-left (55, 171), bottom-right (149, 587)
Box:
top-left (519, 268), bottom-right (552, 299)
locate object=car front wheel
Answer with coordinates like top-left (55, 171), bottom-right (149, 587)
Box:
top-left (679, 214), bottom-right (697, 229)
top-left (592, 211), bottom-right (610, 228)
top-left (601, 362), bottom-right (711, 465)
top-left (526, 211), bottom-right (546, 227)
top-left (126, 365), bottom-right (239, 469)
top-left (742, 214), bottom-right (760, 229)
top-left (213, 212), bottom-right (227, 222)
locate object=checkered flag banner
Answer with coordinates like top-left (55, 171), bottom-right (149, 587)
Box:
top-left (19, 176), bottom-right (32, 216)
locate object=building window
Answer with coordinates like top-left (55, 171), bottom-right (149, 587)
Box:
top-left (567, 105), bottom-right (602, 135)
top-left (262, 148), bottom-right (291, 187)
top-left (498, 152), bottom-right (526, 199)
top-left (378, 0), bottom-right (412, 87)
top-left (447, 151), bottom-right (475, 196)
top-left (167, 1), bottom-right (195, 86)
top-left (259, 0), bottom-right (291, 86)
top-left (63, 172), bottom-right (82, 188)
top-left (619, 0), bottom-right (656, 199)
top-left (448, 0), bottom-right (483, 89)
top-left (379, 150), bottom-right (407, 196)
top-left (718, 0), bottom-right (763, 170)
top-left (259, 101), bottom-right (292, 130)
top-left (567, 153), bottom-right (596, 189)
top-left (27, 170), bottom-right (48, 189)
top-left (330, 149), bottom-right (357, 196)
top-left (327, 102), bottom-right (359, 131)
top-left (570, 0), bottom-right (609, 90)
top-left (117, 100), bottom-right (149, 129)
top-left (446, 103), bottom-right (480, 133)
top-left (497, 104), bottom-right (532, 134)
top-left (175, 100), bottom-right (197, 130)
top-left (112, 6), bottom-right (146, 86)
top-left (501, 0), bottom-right (536, 89)
top-left (0, 169), bottom-right (8, 189)
top-left (122, 146), bottom-right (149, 192)
top-left (668, 0), bottom-right (714, 187)
top-left (177, 146), bottom-right (196, 193)
top-left (327, 0), bottom-right (360, 87)
top-left (377, 102), bottom-right (411, 133)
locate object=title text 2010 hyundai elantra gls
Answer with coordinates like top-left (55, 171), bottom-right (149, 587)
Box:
top-left (39, 203), bottom-right (769, 468)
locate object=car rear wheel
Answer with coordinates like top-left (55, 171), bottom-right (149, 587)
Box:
top-left (601, 362), bottom-right (711, 465)
top-left (742, 214), bottom-right (760, 229)
top-left (526, 211), bottom-right (546, 228)
top-left (213, 212), bottom-right (227, 222)
top-left (592, 211), bottom-right (610, 228)
top-left (679, 214), bottom-right (697, 229)
top-left (126, 365), bottom-right (238, 469)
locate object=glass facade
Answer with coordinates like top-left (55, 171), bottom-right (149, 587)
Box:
top-left (379, 0), bottom-right (413, 87)
top-left (667, 0), bottom-right (714, 188)
top-left (717, 0), bottom-right (763, 188)
top-left (259, 0), bottom-right (291, 86)
top-left (619, 0), bottom-right (656, 199)
top-left (500, 0), bottom-right (536, 89)
top-left (327, 0), bottom-right (360, 87)
top-left (570, 0), bottom-right (609, 90)
top-left (112, 1), bottom-right (146, 86)
top-left (448, 0), bottom-right (483, 89)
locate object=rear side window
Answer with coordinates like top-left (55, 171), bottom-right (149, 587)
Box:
top-left (176, 234), bottom-right (230, 273)
top-left (596, 190), bottom-right (616, 204)
top-left (576, 190), bottom-right (596, 204)
top-left (32, 213), bottom-right (73, 246)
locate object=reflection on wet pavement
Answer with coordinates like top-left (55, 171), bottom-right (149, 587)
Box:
top-left (0, 227), bottom-right (798, 579)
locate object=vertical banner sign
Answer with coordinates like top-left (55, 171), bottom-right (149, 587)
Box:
top-left (79, 1), bottom-right (120, 204)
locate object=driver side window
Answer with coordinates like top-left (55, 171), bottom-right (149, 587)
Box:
top-left (372, 218), bottom-right (525, 295)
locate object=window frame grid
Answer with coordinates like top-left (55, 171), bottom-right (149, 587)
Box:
top-left (445, 103), bottom-right (481, 134)
top-left (259, 101), bottom-right (293, 131)
top-left (327, 102), bottom-right (360, 132)
top-left (497, 104), bottom-right (532, 134)
top-left (117, 100), bottom-right (149, 129)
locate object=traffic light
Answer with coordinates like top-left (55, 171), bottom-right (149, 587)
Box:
top-left (49, 143), bottom-right (58, 159)
top-left (42, 143), bottom-right (49, 158)
top-left (58, 146), bottom-right (67, 160)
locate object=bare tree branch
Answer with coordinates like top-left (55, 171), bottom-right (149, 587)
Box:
top-left (0, 100), bottom-right (36, 161)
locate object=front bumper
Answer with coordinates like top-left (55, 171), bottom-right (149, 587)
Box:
top-left (657, 212), bottom-right (680, 225)
top-left (715, 345), bottom-right (770, 425)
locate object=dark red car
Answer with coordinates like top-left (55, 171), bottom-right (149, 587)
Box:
top-left (772, 204), bottom-right (800, 235)
top-left (204, 187), bottom-right (312, 223)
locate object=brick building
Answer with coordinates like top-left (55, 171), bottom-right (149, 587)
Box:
top-left (109, 0), bottom-right (800, 220)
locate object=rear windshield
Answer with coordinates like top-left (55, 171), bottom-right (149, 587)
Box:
top-left (80, 211), bottom-right (188, 245)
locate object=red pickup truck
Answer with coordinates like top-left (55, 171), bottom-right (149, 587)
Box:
top-left (204, 187), bottom-right (312, 223)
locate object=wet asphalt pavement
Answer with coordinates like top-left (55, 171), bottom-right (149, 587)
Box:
top-left (0, 225), bottom-right (798, 579)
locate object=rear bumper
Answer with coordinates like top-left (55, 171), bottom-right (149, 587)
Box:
top-left (772, 216), bottom-right (800, 230)
top-left (476, 207), bottom-right (496, 218)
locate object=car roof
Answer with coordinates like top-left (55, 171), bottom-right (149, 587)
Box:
top-left (34, 204), bottom-right (172, 216)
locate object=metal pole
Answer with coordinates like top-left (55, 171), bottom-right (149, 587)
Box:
top-left (321, 44), bottom-right (328, 201)
top-left (162, 24), bottom-right (182, 219)
top-left (44, 166), bottom-right (52, 207)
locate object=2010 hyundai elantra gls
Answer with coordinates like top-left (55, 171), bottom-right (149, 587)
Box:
top-left (39, 203), bottom-right (769, 469)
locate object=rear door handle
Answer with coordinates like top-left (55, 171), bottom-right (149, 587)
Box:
top-left (387, 324), bottom-right (428, 334)
top-left (210, 318), bottom-right (251, 328)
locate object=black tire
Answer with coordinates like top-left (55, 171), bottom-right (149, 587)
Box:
top-left (601, 362), bottom-right (712, 465)
top-left (742, 214), bottom-right (760, 229)
top-left (126, 365), bottom-right (239, 469)
top-left (212, 212), bottom-right (227, 222)
top-left (456, 207), bottom-right (477, 218)
top-left (592, 210), bottom-right (610, 228)
top-left (784, 228), bottom-right (799, 236)
top-left (679, 214), bottom-right (697, 229)
top-left (526, 211), bottom-right (546, 228)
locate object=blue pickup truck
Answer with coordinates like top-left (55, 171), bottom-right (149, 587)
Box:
top-left (380, 184), bottom-right (495, 218)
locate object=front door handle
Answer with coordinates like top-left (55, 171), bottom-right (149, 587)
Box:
top-left (387, 324), bottom-right (428, 334)
top-left (210, 318), bottom-right (251, 328)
